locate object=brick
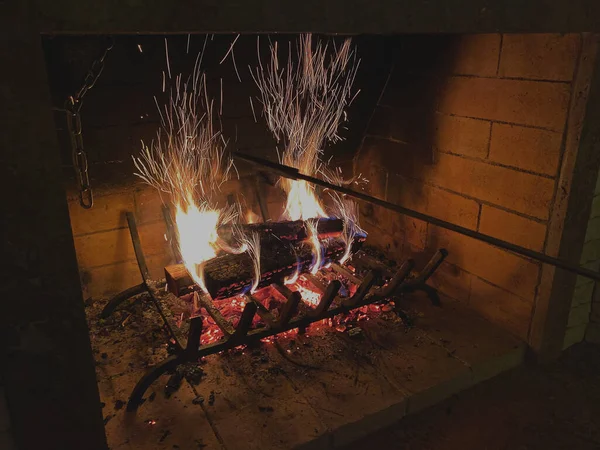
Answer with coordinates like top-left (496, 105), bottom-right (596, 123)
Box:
top-left (386, 173), bottom-right (480, 230)
top-left (369, 106), bottom-right (445, 150)
top-left (581, 238), bottom-right (600, 263)
top-left (590, 195), bottom-right (600, 219)
top-left (133, 186), bottom-right (167, 224)
top-left (488, 123), bottom-right (562, 176)
top-left (433, 114), bottom-right (491, 158)
top-left (68, 190), bottom-right (134, 236)
top-left (585, 323), bottom-right (600, 344)
top-left (356, 145), bottom-right (388, 200)
top-left (365, 205), bottom-right (428, 250)
top-left (469, 277), bottom-right (533, 341)
top-left (567, 301), bottom-right (591, 328)
top-left (81, 253), bottom-right (172, 299)
top-left (576, 274), bottom-right (592, 288)
top-left (359, 136), bottom-right (434, 174)
top-left (563, 324), bottom-right (587, 350)
top-left (452, 34), bottom-right (501, 77)
top-left (427, 261), bottom-right (472, 302)
top-left (479, 206), bottom-right (547, 252)
top-left (85, 85), bottom-right (159, 128)
top-left (571, 280), bottom-right (594, 307)
top-left (438, 76), bottom-right (570, 131)
top-left (584, 217), bottom-right (600, 242)
top-left (429, 225), bottom-right (541, 300)
top-left (380, 72), bottom-right (443, 109)
top-left (366, 105), bottom-right (398, 140)
top-left (422, 152), bottom-right (555, 220)
top-left (74, 220), bottom-right (167, 268)
top-left (85, 122), bottom-right (158, 164)
top-left (360, 216), bottom-right (404, 262)
top-left (499, 34), bottom-right (581, 81)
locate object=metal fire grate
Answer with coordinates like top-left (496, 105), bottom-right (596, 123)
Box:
top-left (100, 211), bottom-right (447, 411)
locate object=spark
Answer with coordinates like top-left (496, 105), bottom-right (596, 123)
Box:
top-left (137, 44), bottom-right (143, 53)
top-left (220, 34), bottom-right (242, 82)
top-left (164, 38), bottom-right (171, 79)
top-left (133, 43), bottom-right (234, 292)
top-left (321, 166), bottom-right (366, 264)
top-left (251, 34), bottom-right (359, 221)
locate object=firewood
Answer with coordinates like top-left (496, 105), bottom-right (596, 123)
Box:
top-left (216, 217), bottom-right (343, 246)
top-left (165, 231), bottom-right (366, 298)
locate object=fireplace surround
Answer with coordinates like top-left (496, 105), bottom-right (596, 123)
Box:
top-left (3, 4), bottom-right (600, 450)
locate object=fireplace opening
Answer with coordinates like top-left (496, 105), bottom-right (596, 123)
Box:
top-left (39, 32), bottom-right (598, 449)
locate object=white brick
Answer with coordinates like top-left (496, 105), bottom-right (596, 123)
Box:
top-left (563, 324), bottom-right (587, 349)
top-left (568, 302), bottom-right (591, 328)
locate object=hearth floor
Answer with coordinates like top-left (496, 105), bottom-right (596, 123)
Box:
top-left (86, 291), bottom-right (525, 450)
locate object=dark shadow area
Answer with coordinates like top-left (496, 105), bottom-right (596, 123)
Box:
top-left (343, 342), bottom-right (600, 450)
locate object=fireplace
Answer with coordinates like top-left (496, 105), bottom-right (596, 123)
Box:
top-left (3, 8), bottom-right (600, 449)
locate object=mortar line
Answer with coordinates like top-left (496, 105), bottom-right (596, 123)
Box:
top-left (496, 34), bottom-right (504, 76)
top-left (450, 72), bottom-right (572, 85)
top-left (384, 173), bottom-right (549, 224)
top-left (433, 149), bottom-right (557, 179)
top-left (436, 112), bottom-right (565, 133)
top-left (486, 120), bottom-right (494, 159)
top-left (529, 34), bottom-right (586, 342)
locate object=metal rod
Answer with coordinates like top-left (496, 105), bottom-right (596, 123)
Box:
top-left (234, 152), bottom-right (600, 282)
top-left (126, 212), bottom-right (150, 280)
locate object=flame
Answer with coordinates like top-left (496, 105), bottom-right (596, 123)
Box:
top-left (246, 210), bottom-right (261, 224)
top-left (243, 232), bottom-right (261, 293)
top-left (284, 267), bottom-right (300, 285)
top-left (306, 220), bottom-right (323, 275)
top-left (175, 194), bottom-right (221, 292)
top-left (294, 283), bottom-right (321, 306)
top-left (283, 180), bottom-right (326, 221)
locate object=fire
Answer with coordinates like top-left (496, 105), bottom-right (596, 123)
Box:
top-left (174, 194), bottom-right (221, 292)
top-left (294, 283), bottom-right (321, 306)
top-left (306, 220), bottom-right (323, 275)
top-left (283, 180), bottom-right (326, 221)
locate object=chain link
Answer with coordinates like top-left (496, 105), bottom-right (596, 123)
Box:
top-left (64, 37), bottom-right (114, 209)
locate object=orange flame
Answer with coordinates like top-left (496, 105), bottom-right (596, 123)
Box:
top-left (283, 180), bottom-right (326, 221)
top-left (306, 220), bottom-right (323, 275)
top-left (175, 193), bottom-right (221, 292)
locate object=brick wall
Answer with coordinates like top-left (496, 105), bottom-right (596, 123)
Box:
top-left (355, 34), bottom-right (583, 342)
top-left (45, 34), bottom-right (388, 299)
top-left (580, 174), bottom-right (600, 345)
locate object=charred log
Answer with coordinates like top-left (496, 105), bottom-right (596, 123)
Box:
top-left (217, 217), bottom-right (344, 247)
top-left (165, 231), bottom-right (366, 298)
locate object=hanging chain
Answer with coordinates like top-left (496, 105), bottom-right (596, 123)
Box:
top-left (64, 38), bottom-right (114, 209)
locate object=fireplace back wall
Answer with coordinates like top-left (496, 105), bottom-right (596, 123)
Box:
top-left (354, 33), bottom-right (591, 346)
top-left (46, 33), bottom-right (597, 351)
top-left (44, 34), bottom-right (390, 299)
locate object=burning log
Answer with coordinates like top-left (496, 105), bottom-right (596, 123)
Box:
top-left (165, 231), bottom-right (366, 298)
top-left (217, 217), bottom-right (343, 246)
